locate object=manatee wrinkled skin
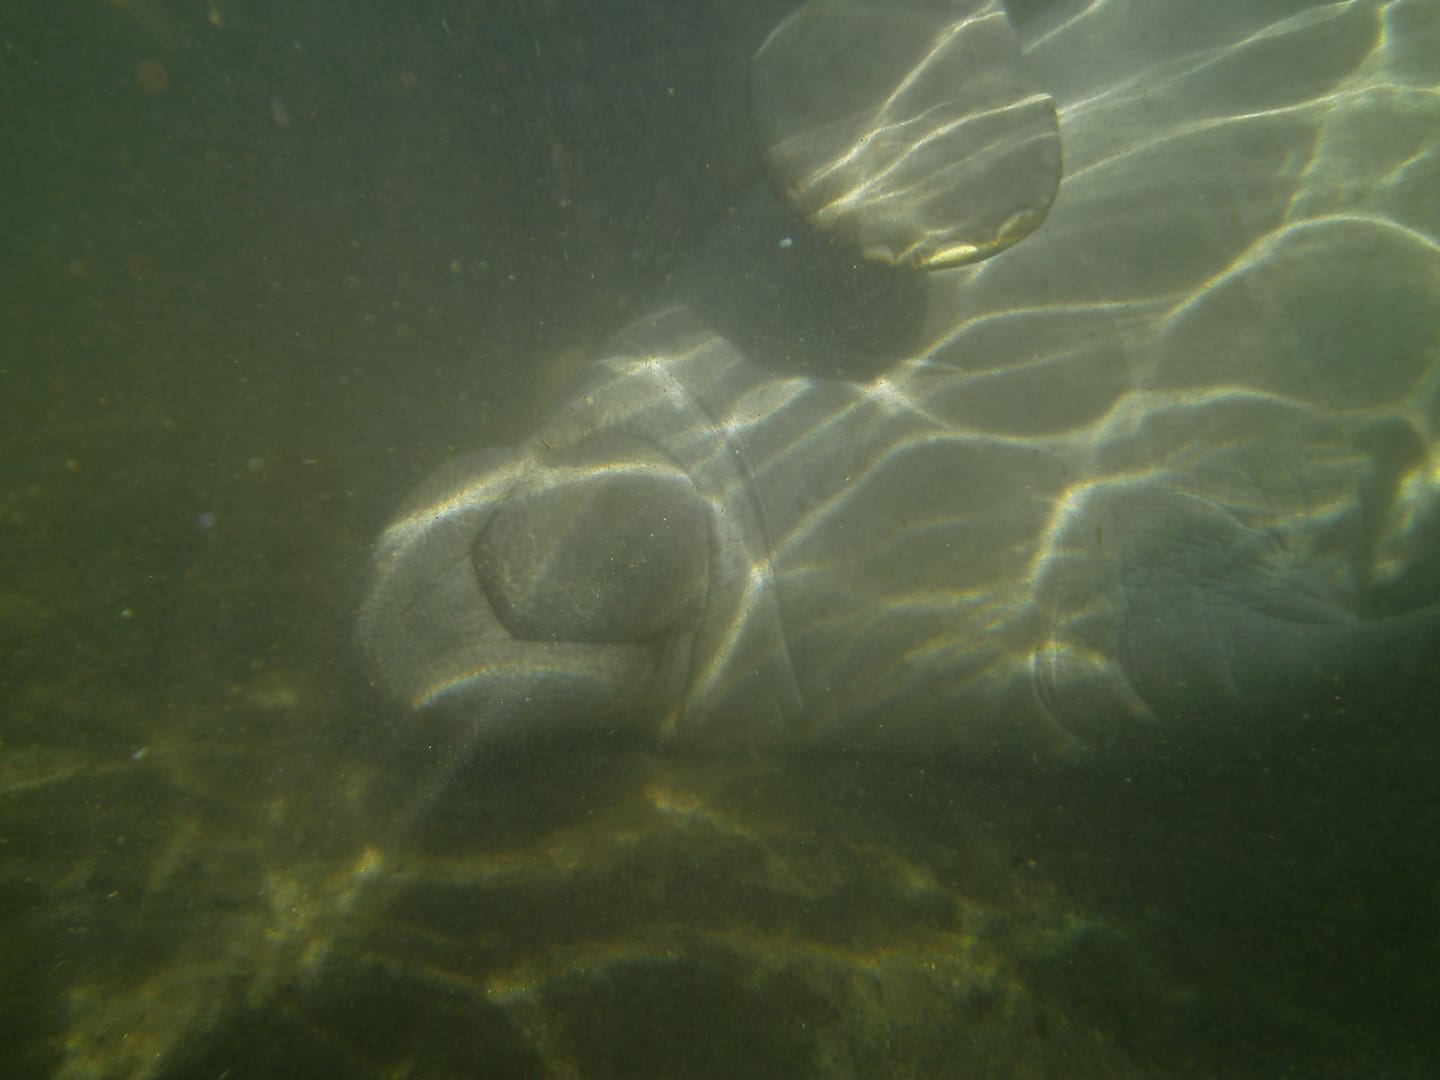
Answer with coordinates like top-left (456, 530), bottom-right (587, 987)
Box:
top-left (359, 0), bottom-right (1440, 759)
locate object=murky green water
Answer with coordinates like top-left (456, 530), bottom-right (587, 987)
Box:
top-left (3, 2), bottom-right (1438, 1077)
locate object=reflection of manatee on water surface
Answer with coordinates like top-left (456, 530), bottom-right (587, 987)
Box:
top-left (359, 0), bottom-right (1440, 780)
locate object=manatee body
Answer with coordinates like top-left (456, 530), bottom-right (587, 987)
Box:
top-left (359, 0), bottom-right (1440, 758)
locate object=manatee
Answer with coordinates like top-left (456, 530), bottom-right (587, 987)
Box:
top-left (358, 0), bottom-right (1440, 762)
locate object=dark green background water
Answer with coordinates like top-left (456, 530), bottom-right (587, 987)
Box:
top-left (2, 2), bottom-right (1437, 1077)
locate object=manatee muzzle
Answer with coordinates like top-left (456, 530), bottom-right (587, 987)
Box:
top-left (472, 438), bottom-right (710, 647)
top-left (357, 441), bottom-right (706, 736)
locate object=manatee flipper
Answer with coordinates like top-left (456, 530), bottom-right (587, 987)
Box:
top-left (752, 0), bottom-right (1061, 267)
top-left (668, 0), bottom-right (1064, 376)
